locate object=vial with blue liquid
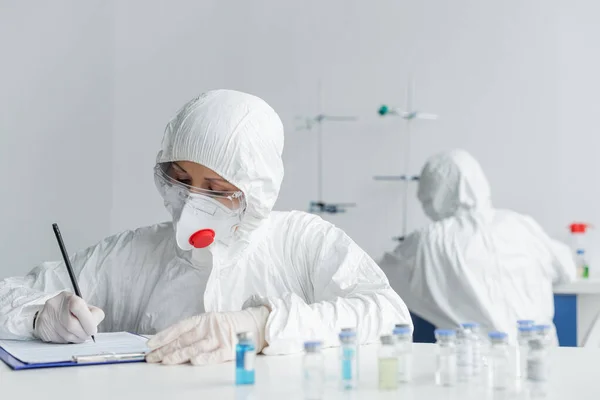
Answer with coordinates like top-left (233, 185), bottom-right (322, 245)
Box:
top-left (339, 328), bottom-right (358, 389)
top-left (235, 331), bottom-right (256, 385)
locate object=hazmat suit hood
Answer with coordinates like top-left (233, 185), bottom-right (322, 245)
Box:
top-left (417, 149), bottom-right (491, 221)
top-left (156, 90), bottom-right (284, 258)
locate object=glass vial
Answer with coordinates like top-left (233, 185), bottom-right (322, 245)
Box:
top-left (378, 335), bottom-right (398, 390)
top-left (393, 325), bottom-right (413, 383)
top-left (534, 324), bottom-right (553, 345)
top-left (235, 331), bottom-right (256, 385)
top-left (435, 329), bottom-right (457, 386)
top-left (516, 324), bottom-right (535, 379)
top-left (303, 341), bottom-right (325, 400)
top-left (460, 322), bottom-right (482, 376)
top-left (456, 328), bottom-right (473, 381)
top-left (487, 331), bottom-right (510, 391)
top-left (339, 329), bottom-right (358, 390)
top-left (527, 338), bottom-right (549, 398)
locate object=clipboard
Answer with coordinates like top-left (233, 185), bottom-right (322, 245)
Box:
top-left (0, 333), bottom-right (148, 371)
top-left (0, 347), bottom-right (146, 370)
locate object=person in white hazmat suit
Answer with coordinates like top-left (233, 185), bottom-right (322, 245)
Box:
top-left (379, 149), bottom-right (575, 341)
top-left (0, 90), bottom-right (411, 365)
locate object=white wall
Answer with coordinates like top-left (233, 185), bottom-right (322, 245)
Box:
top-left (0, 1), bottom-right (114, 277)
top-left (4, 1), bottom-right (600, 279)
top-left (110, 0), bottom-right (600, 261)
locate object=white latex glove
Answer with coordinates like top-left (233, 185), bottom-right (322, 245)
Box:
top-left (33, 292), bottom-right (105, 343)
top-left (146, 306), bottom-right (269, 366)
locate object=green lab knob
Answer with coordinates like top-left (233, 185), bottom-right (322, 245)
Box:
top-left (378, 105), bottom-right (389, 116)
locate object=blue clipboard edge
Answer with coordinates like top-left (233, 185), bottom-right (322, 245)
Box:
top-left (0, 333), bottom-right (148, 371)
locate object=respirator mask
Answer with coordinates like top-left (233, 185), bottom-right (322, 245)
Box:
top-left (154, 162), bottom-right (246, 250)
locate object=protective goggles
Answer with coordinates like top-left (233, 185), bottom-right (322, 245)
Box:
top-left (154, 162), bottom-right (246, 214)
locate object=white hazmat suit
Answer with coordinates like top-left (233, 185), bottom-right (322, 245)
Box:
top-left (380, 149), bottom-right (575, 340)
top-left (0, 90), bottom-right (411, 357)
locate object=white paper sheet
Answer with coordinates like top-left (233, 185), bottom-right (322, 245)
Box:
top-left (0, 332), bottom-right (149, 364)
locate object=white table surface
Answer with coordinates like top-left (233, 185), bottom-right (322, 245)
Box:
top-left (554, 279), bottom-right (600, 294)
top-left (1, 343), bottom-right (599, 400)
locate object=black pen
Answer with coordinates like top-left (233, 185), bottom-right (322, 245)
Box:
top-left (52, 223), bottom-right (96, 343)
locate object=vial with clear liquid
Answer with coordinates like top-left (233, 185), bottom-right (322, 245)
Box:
top-left (534, 324), bottom-right (553, 345)
top-left (456, 328), bottom-right (473, 381)
top-left (487, 331), bottom-right (510, 391)
top-left (527, 338), bottom-right (549, 398)
top-left (435, 329), bottom-right (457, 386)
top-left (235, 331), bottom-right (256, 385)
top-left (303, 341), bottom-right (325, 400)
top-left (339, 329), bottom-right (358, 390)
top-left (393, 325), bottom-right (412, 383)
top-left (461, 322), bottom-right (482, 376)
top-left (516, 324), bottom-right (535, 379)
top-left (378, 335), bottom-right (398, 390)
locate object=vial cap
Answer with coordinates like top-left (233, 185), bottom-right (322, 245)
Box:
top-left (434, 329), bottom-right (456, 338)
top-left (460, 322), bottom-right (480, 329)
top-left (237, 331), bottom-right (254, 341)
top-left (380, 335), bottom-right (395, 345)
top-left (518, 325), bottom-right (535, 332)
top-left (341, 327), bottom-right (356, 333)
top-left (393, 326), bottom-right (411, 335)
top-left (488, 331), bottom-right (508, 341)
top-left (339, 330), bottom-right (357, 339)
top-left (517, 320), bottom-right (535, 327)
top-left (304, 341), bottom-right (322, 352)
top-left (533, 324), bottom-right (552, 333)
top-left (395, 323), bottom-right (410, 329)
top-left (577, 249), bottom-right (585, 255)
